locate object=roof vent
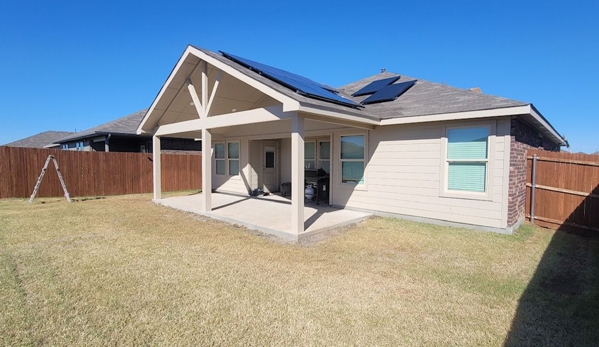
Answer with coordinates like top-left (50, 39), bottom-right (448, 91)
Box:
top-left (469, 87), bottom-right (482, 93)
top-left (381, 68), bottom-right (386, 73)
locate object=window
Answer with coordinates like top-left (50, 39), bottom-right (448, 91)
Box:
top-left (446, 127), bottom-right (489, 193)
top-left (265, 146), bottom-right (275, 168)
top-left (227, 142), bottom-right (240, 176)
top-left (340, 135), bottom-right (365, 184)
top-left (76, 141), bottom-right (84, 151)
top-left (215, 143), bottom-right (225, 175)
top-left (319, 141), bottom-right (330, 174)
top-left (304, 141), bottom-right (316, 169)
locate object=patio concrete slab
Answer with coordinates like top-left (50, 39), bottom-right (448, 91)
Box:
top-left (154, 193), bottom-right (372, 241)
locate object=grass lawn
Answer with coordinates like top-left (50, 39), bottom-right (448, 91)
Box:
top-left (1, 193), bottom-right (598, 346)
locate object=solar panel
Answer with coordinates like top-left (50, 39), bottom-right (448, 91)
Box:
top-left (361, 80), bottom-right (416, 105)
top-left (220, 51), bottom-right (361, 108)
top-left (352, 76), bottom-right (401, 97)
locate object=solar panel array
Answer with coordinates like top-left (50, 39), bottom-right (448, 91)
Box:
top-left (361, 80), bottom-right (417, 105)
top-left (220, 51), bottom-right (361, 108)
top-left (351, 76), bottom-right (400, 97)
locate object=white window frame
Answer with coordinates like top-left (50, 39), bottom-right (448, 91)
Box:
top-left (304, 140), bottom-right (316, 169)
top-left (338, 132), bottom-right (368, 189)
top-left (227, 141), bottom-right (240, 176)
top-left (214, 142), bottom-right (226, 176)
top-left (440, 121), bottom-right (495, 201)
top-left (318, 139), bottom-right (331, 174)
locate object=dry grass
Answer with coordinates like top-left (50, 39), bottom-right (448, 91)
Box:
top-left (1, 194), bottom-right (597, 346)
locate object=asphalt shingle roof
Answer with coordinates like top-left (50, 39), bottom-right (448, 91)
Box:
top-left (4, 131), bottom-right (74, 148)
top-left (201, 47), bottom-right (528, 121)
top-left (56, 109), bottom-right (148, 143)
top-left (339, 72), bottom-right (528, 119)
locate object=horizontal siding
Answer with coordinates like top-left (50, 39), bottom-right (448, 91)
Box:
top-left (344, 189), bottom-right (502, 212)
top-left (346, 200), bottom-right (503, 228)
top-left (368, 158), bottom-right (441, 167)
top-left (213, 175), bottom-right (248, 194)
top-left (334, 119), bottom-right (509, 229)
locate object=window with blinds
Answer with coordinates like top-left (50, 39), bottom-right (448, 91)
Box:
top-left (446, 127), bottom-right (488, 193)
top-left (340, 135), bottom-right (365, 184)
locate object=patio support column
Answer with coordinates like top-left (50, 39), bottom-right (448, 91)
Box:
top-left (201, 128), bottom-right (212, 211)
top-left (291, 113), bottom-right (305, 235)
top-left (152, 135), bottom-right (161, 200)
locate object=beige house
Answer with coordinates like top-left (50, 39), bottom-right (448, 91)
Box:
top-left (137, 45), bottom-right (566, 240)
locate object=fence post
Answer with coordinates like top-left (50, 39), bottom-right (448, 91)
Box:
top-left (530, 154), bottom-right (537, 224)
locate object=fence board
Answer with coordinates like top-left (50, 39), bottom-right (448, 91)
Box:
top-left (0, 146), bottom-right (201, 199)
top-left (526, 149), bottom-right (599, 232)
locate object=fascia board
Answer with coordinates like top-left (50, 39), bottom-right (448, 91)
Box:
top-left (379, 105), bottom-right (532, 126)
top-left (298, 105), bottom-right (379, 127)
top-left (529, 105), bottom-right (567, 146)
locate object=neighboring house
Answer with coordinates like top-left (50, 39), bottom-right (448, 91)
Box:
top-left (4, 131), bottom-right (74, 148)
top-left (55, 109), bottom-right (201, 153)
top-left (137, 45), bottom-right (566, 238)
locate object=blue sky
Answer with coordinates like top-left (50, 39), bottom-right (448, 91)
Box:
top-left (1, 0), bottom-right (598, 153)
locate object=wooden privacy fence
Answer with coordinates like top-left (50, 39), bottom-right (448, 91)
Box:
top-left (526, 149), bottom-right (599, 232)
top-left (0, 146), bottom-right (202, 199)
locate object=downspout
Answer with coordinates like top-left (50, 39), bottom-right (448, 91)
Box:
top-left (105, 134), bottom-right (111, 152)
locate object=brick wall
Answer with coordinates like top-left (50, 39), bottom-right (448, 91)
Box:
top-left (507, 118), bottom-right (559, 226)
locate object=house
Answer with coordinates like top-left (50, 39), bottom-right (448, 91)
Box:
top-left (55, 109), bottom-right (202, 153)
top-left (4, 131), bottom-right (74, 148)
top-left (137, 45), bottom-right (566, 240)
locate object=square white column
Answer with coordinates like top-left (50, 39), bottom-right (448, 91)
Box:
top-left (152, 135), bottom-right (161, 200)
top-left (291, 114), bottom-right (305, 235)
top-left (202, 128), bottom-right (212, 211)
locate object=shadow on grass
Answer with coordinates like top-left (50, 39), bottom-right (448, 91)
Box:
top-left (505, 184), bottom-right (599, 346)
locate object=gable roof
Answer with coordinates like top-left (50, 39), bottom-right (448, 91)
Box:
top-left (4, 131), bottom-right (74, 148)
top-left (57, 109), bottom-right (148, 143)
top-left (139, 45), bottom-right (566, 146)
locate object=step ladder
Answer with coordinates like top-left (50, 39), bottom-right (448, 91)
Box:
top-left (29, 155), bottom-right (72, 204)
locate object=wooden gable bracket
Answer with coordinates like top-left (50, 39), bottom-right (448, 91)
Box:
top-left (187, 61), bottom-right (222, 120)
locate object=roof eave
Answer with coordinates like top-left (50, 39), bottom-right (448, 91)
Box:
top-left (379, 105), bottom-right (532, 125)
top-left (528, 104), bottom-right (568, 146)
top-left (378, 104), bottom-right (566, 147)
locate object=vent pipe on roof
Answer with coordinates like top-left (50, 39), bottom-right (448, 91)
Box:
top-left (381, 68), bottom-right (386, 73)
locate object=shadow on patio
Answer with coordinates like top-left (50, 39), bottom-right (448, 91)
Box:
top-left (155, 192), bottom-right (372, 240)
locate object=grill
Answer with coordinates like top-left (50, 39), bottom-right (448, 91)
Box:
top-left (305, 169), bottom-right (329, 205)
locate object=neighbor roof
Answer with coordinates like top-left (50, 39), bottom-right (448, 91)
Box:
top-left (4, 131), bottom-right (74, 148)
top-left (56, 109), bottom-right (148, 143)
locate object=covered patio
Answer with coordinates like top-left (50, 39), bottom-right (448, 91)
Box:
top-left (155, 193), bottom-right (372, 241)
top-left (137, 45), bottom-right (376, 240)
